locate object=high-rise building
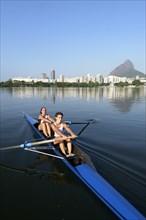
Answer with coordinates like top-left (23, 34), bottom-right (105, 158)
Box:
top-left (51, 70), bottom-right (55, 82)
top-left (41, 73), bottom-right (47, 79)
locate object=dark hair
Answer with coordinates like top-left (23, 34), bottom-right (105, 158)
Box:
top-left (55, 112), bottom-right (63, 117)
top-left (40, 107), bottom-right (46, 114)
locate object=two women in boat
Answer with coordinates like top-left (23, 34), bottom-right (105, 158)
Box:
top-left (38, 108), bottom-right (77, 157)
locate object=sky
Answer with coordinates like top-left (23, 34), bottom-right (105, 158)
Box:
top-left (0, 0), bottom-right (145, 81)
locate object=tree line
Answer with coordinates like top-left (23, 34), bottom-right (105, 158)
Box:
top-left (0, 79), bottom-right (144, 87)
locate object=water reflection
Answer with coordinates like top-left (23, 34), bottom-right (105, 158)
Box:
top-left (4, 86), bottom-right (146, 112)
top-left (0, 154), bottom-right (76, 185)
top-left (106, 87), bottom-right (146, 112)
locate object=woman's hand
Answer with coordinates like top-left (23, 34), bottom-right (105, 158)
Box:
top-left (71, 134), bottom-right (78, 139)
top-left (67, 134), bottom-right (78, 140)
top-left (61, 135), bottom-right (68, 140)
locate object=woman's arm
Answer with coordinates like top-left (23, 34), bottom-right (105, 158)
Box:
top-left (39, 114), bottom-right (52, 123)
top-left (63, 123), bottom-right (78, 138)
top-left (46, 114), bottom-right (55, 123)
top-left (51, 124), bottom-right (67, 139)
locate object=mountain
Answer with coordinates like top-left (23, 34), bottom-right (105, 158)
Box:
top-left (109, 59), bottom-right (145, 78)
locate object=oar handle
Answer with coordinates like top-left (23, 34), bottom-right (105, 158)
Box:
top-left (22, 137), bottom-right (68, 148)
top-left (20, 139), bottom-right (55, 148)
top-left (27, 136), bottom-right (77, 147)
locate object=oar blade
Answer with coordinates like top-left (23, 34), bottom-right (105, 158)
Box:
top-left (85, 119), bottom-right (98, 124)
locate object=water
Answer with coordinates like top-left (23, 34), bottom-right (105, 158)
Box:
top-left (0, 87), bottom-right (146, 220)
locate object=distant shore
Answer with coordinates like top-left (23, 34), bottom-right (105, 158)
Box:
top-left (0, 80), bottom-right (145, 88)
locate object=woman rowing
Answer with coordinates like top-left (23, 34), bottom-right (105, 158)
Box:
top-left (51, 112), bottom-right (78, 157)
top-left (38, 107), bottom-right (55, 138)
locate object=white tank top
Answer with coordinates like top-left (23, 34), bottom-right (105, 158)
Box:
top-left (54, 123), bottom-right (65, 137)
top-left (40, 114), bottom-right (47, 123)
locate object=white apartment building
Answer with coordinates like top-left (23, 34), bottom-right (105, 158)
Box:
top-left (96, 74), bottom-right (104, 84)
top-left (59, 75), bottom-right (64, 82)
top-left (12, 76), bottom-right (49, 83)
top-left (104, 75), bottom-right (134, 84)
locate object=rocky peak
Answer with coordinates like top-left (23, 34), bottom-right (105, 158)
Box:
top-left (124, 59), bottom-right (134, 69)
top-left (109, 59), bottom-right (135, 76)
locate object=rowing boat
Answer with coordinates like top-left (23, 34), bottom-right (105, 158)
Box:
top-left (23, 112), bottom-right (145, 220)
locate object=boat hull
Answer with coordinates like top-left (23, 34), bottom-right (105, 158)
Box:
top-left (23, 112), bottom-right (145, 220)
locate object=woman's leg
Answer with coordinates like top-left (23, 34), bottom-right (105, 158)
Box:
top-left (54, 139), bottom-right (66, 156)
top-left (59, 141), bottom-right (67, 156)
top-left (66, 139), bottom-right (72, 155)
top-left (46, 123), bottom-right (51, 137)
top-left (38, 123), bottom-right (49, 137)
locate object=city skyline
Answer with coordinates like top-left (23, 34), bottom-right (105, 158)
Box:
top-left (8, 58), bottom-right (146, 83)
top-left (1, 1), bottom-right (145, 82)
top-left (11, 70), bottom-right (146, 85)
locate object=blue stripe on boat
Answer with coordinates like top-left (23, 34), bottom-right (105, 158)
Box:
top-left (76, 164), bottom-right (145, 220)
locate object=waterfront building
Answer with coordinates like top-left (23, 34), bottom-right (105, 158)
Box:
top-left (11, 76), bottom-right (49, 83)
top-left (50, 70), bottom-right (55, 82)
top-left (96, 74), bottom-right (104, 84)
top-left (59, 74), bottom-right (64, 82)
top-left (41, 73), bottom-right (47, 79)
top-left (79, 76), bottom-right (86, 83)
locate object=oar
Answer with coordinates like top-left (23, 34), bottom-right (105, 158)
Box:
top-left (76, 119), bottom-right (97, 136)
top-left (32, 118), bottom-right (96, 125)
top-left (0, 137), bottom-right (68, 151)
top-left (65, 119), bottom-right (97, 125)
top-left (77, 123), bottom-right (90, 136)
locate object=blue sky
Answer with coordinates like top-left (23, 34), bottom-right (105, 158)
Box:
top-left (1, 0), bottom-right (145, 81)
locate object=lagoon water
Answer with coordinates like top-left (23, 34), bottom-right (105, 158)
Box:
top-left (0, 87), bottom-right (146, 219)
